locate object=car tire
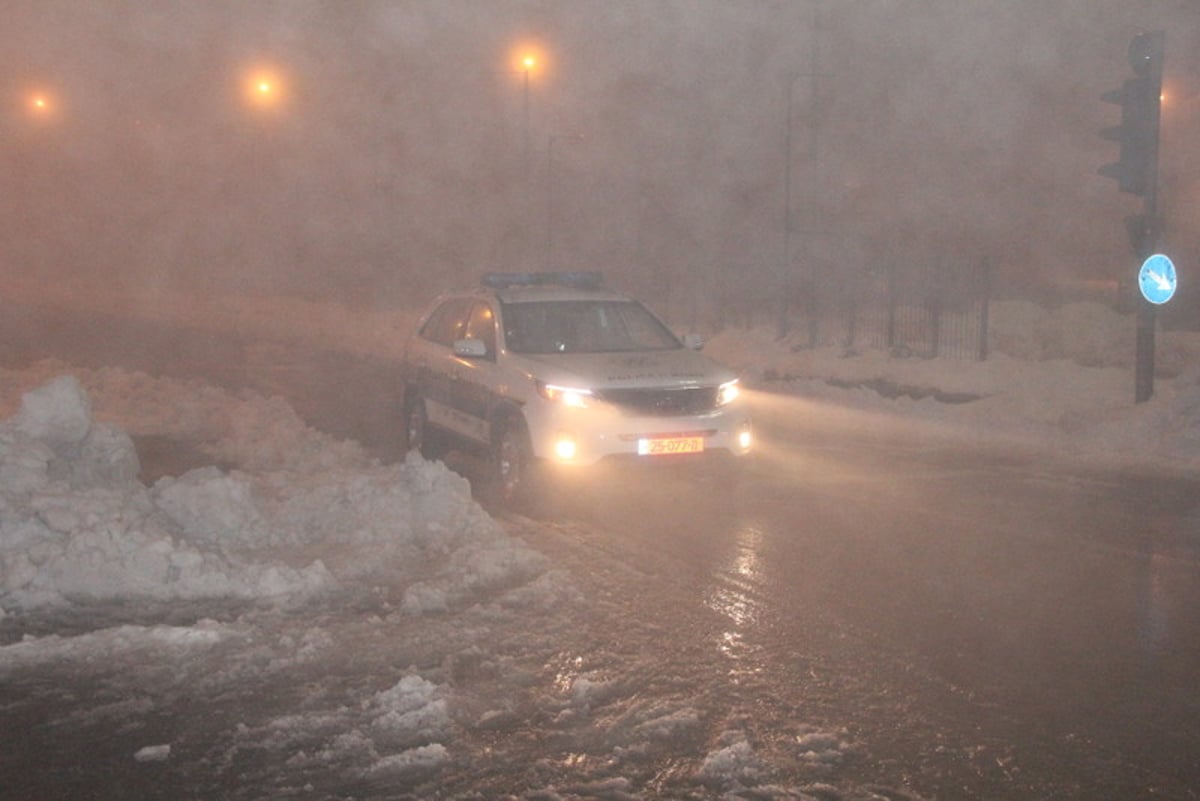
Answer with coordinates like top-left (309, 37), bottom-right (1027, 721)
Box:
top-left (404, 393), bottom-right (444, 460)
top-left (490, 416), bottom-right (542, 512)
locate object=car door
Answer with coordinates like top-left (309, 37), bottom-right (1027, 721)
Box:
top-left (445, 300), bottom-right (501, 446)
top-left (409, 297), bottom-right (473, 439)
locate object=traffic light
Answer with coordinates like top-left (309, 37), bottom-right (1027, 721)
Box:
top-left (1098, 31), bottom-right (1164, 196)
top-left (1124, 213), bottom-right (1159, 257)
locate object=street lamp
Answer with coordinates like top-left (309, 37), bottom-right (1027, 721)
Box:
top-left (779, 71), bottom-right (801, 339)
top-left (241, 65), bottom-right (288, 114)
top-left (24, 88), bottom-right (59, 122)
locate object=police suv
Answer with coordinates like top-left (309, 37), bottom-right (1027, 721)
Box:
top-left (400, 272), bottom-right (752, 508)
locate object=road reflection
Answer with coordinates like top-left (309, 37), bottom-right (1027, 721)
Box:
top-left (1135, 539), bottom-right (1171, 663)
top-left (705, 525), bottom-right (764, 666)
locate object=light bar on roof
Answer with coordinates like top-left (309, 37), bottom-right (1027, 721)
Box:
top-left (481, 271), bottom-right (605, 290)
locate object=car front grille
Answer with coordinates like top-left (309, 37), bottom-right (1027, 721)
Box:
top-left (594, 386), bottom-right (720, 416)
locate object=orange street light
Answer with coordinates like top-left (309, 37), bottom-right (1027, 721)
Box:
top-left (241, 65), bottom-right (288, 112)
top-left (511, 44), bottom-right (544, 78)
top-left (25, 88), bottom-right (58, 120)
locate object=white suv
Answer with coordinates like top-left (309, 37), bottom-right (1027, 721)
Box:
top-left (400, 272), bottom-right (752, 507)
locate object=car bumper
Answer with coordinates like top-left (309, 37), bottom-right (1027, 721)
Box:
top-left (527, 406), bottom-right (752, 468)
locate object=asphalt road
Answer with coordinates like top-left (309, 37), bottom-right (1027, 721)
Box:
top-left (4, 302), bottom-right (1200, 798)
top-left (551, 404), bottom-right (1200, 798)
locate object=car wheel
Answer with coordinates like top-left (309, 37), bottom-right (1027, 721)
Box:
top-left (491, 417), bottom-right (540, 511)
top-left (404, 393), bottom-right (444, 460)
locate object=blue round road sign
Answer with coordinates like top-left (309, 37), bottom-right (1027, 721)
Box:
top-left (1139, 254), bottom-right (1177, 305)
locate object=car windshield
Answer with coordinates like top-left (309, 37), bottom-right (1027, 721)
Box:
top-left (502, 300), bottom-right (682, 354)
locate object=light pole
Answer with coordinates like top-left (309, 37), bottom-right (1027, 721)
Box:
top-left (521, 55), bottom-right (535, 180)
top-left (489, 51), bottom-right (541, 180)
top-left (779, 71), bottom-right (801, 339)
top-left (779, 2), bottom-right (828, 344)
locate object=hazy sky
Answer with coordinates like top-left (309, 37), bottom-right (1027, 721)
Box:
top-left (2, 1), bottom-right (1197, 315)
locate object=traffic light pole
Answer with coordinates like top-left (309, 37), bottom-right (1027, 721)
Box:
top-left (1134, 34), bottom-right (1164, 404)
top-left (1134, 192), bottom-right (1159, 403)
top-left (1098, 31), bottom-right (1164, 403)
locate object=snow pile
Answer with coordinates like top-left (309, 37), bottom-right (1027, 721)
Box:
top-left (0, 372), bottom-right (553, 614)
top-left (3, 374), bottom-right (139, 490)
top-left (239, 674), bottom-right (454, 780)
top-left (698, 730), bottom-right (768, 784)
top-left (0, 376), bottom-right (333, 607)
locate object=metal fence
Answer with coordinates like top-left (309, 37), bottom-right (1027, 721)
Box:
top-left (699, 256), bottom-right (994, 361)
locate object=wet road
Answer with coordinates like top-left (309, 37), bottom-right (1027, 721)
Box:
top-left (5, 303), bottom-right (1200, 797)
top-left (539, 397), bottom-right (1200, 797)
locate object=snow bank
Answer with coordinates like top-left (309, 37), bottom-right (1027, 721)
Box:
top-left (0, 376), bottom-right (334, 607)
top-left (0, 372), bottom-right (553, 615)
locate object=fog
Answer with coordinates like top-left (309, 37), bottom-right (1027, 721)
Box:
top-left (2, 1), bottom-right (1197, 321)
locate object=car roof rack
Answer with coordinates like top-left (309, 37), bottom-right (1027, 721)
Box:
top-left (481, 271), bottom-right (604, 290)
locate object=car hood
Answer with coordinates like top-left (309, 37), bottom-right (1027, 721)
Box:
top-left (512, 349), bottom-right (737, 390)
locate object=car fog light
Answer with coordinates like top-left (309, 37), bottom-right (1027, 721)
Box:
top-left (737, 429), bottom-right (752, 451)
top-left (554, 436), bottom-right (578, 461)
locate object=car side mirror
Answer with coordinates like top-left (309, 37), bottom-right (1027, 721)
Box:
top-left (453, 338), bottom-right (488, 358)
top-left (682, 333), bottom-right (705, 350)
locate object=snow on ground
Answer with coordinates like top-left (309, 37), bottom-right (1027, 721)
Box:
top-left (1, 292), bottom-right (1197, 795)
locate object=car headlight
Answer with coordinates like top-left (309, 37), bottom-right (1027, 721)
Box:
top-left (536, 381), bottom-right (593, 408)
top-left (553, 434), bottom-right (579, 460)
top-left (716, 379), bottom-right (740, 406)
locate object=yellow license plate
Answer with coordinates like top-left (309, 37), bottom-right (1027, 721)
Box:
top-left (638, 436), bottom-right (705, 456)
